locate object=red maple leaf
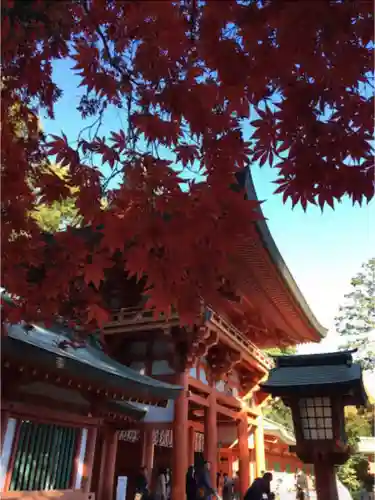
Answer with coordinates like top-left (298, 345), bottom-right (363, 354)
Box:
top-left (83, 252), bottom-right (114, 289)
top-left (83, 263), bottom-right (104, 289)
top-left (87, 304), bottom-right (109, 328)
top-left (174, 144), bottom-right (200, 167)
top-left (1, 0), bottom-right (372, 330)
top-left (110, 130), bottom-right (127, 153)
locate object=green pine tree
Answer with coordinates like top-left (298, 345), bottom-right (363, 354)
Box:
top-left (335, 258), bottom-right (375, 371)
top-left (337, 406), bottom-right (373, 497)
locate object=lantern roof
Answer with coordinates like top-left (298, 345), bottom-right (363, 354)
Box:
top-left (261, 350), bottom-right (367, 406)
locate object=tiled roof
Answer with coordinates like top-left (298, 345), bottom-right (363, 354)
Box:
top-left (4, 323), bottom-right (182, 404)
top-left (263, 418), bottom-right (296, 445)
top-left (263, 363), bottom-right (361, 388)
top-left (261, 351), bottom-right (367, 405)
top-left (236, 168), bottom-right (327, 340)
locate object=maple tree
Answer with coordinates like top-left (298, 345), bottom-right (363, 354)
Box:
top-left (1, 0), bottom-right (374, 330)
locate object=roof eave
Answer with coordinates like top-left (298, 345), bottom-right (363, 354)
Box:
top-left (105, 401), bottom-right (147, 421)
top-left (261, 379), bottom-right (367, 407)
top-left (263, 418), bottom-right (296, 446)
top-left (3, 325), bottom-right (182, 404)
top-left (237, 169), bottom-right (327, 340)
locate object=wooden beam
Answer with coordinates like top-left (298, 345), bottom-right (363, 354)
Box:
top-left (105, 329), bottom-right (173, 340)
top-left (188, 392), bottom-right (209, 408)
top-left (215, 390), bottom-right (242, 410)
top-left (189, 420), bottom-right (204, 433)
top-left (215, 421), bottom-right (235, 427)
top-left (207, 310), bottom-right (272, 372)
top-left (143, 422), bottom-right (172, 430)
top-left (3, 400), bottom-right (101, 428)
top-left (104, 318), bottom-right (180, 335)
top-left (6, 391), bottom-right (93, 418)
top-left (243, 373), bottom-right (269, 397)
top-left (188, 376), bottom-right (211, 394)
top-left (216, 403), bottom-right (239, 420)
top-left (246, 416), bottom-right (258, 426)
top-left (2, 361), bottom-right (168, 407)
top-left (209, 323), bottom-right (267, 374)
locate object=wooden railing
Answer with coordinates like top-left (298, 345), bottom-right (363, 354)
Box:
top-left (207, 308), bottom-right (274, 371)
top-left (104, 307), bottom-right (180, 333)
top-left (104, 306), bottom-right (273, 370)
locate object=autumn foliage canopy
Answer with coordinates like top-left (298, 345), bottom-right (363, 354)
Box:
top-left (1, 0), bottom-right (374, 329)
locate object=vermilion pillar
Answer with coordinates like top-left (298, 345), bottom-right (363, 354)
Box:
top-left (254, 415), bottom-right (266, 476)
top-left (97, 426), bottom-right (118, 500)
top-left (204, 390), bottom-right (218, 485)
top-left (171, 370), bottom-right (188, 499)
top-left (228, 454), bottom-right (234, 477)
top-left (1, 410), bottom-right (9, 450)
top-left (142, 428), bottom-right (154, 479)
top-left (188, 426), bottom-right (195, 466)
top-left (82, 427), bottom-right (98, 493)
top-left (237, 414), bottom-right (250, 496)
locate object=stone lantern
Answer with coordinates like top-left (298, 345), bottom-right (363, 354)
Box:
top-left (260, 350), bottom-right (368, 500)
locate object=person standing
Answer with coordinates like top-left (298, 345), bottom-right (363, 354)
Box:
top-left (186, 465), bottom-right (197, 500)
top-left (222, 473), bottom-right (233, 500)
top-left (244, 472), bottom-right (273, 500)
top-left (154, 467), bottom-right (167, 500)
top-left (295, 469), bottom-right (308, 500)
top-left (134, 466), bottom-right (149, 500)
top-left (233, 471), bottom-right (240, 500)
top-left (196, 461), bottom-right (220, 499)
top-left (165, 468), bottom-right (171, 499)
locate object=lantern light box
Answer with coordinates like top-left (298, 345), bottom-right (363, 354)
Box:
top-left (260, 350), bottom-right (368, 500)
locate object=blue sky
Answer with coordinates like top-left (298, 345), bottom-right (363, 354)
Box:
top-left (42, 60), bottom-right (375, 360)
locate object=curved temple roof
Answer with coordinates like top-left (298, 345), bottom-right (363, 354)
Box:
top-left (263, 418), bottom-right (296, 446)
top-left (3, 322), bottom-right (182, 405)
top-left (236, 169), bottom-right (327, 341)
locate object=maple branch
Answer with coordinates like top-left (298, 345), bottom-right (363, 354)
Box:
top-left (81, 0), bottom-right (136, 88)
top-left (76, 101), bottom-right (106, 146)
top-left (101, 164), bottom-right (125, 192)
top-left (90, 104), bottom-right (106, 142)
top-left (80, 1), bottom-right (142, 158)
